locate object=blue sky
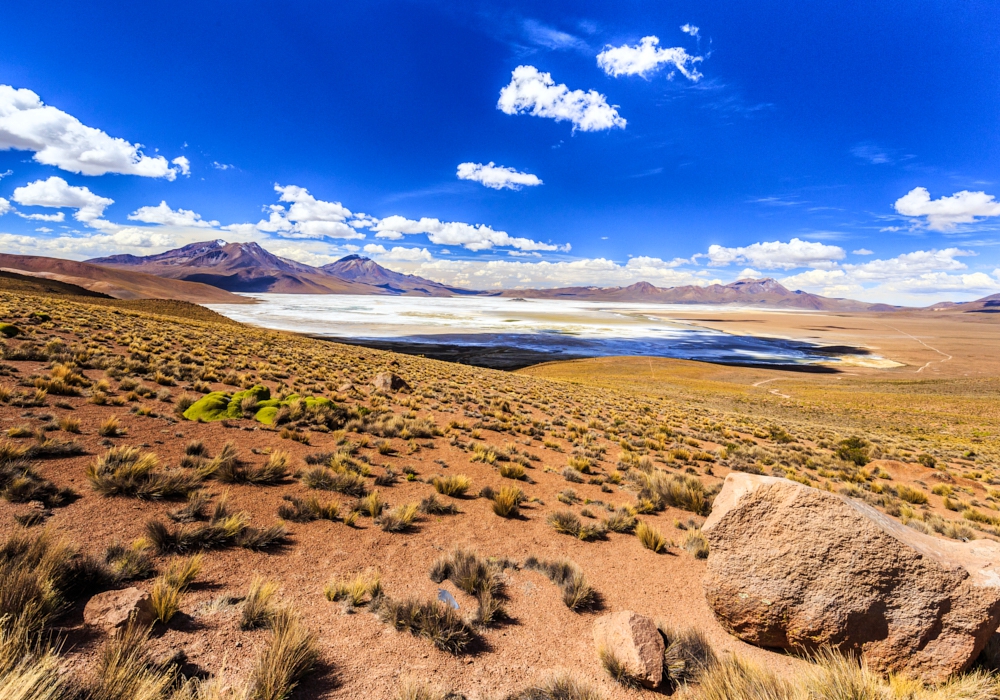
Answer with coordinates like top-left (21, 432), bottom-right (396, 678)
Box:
top-left (1, 0), bottom-right (999, 304)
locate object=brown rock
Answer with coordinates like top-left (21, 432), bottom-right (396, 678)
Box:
top-left (84, 587), bottom-right (155, 633)
top-left (372, 372), bottom-right (410, 393)
top-left (593, 610), bottom-right (664, 688)
top-left (702, 473), bottom-right (1000, 683)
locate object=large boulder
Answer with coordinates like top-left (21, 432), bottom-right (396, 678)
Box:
top-left (702, 473), bottom-right (1000, 682)
top-left (372, 372), bottom-right (410, 393)
top-left (593, 610), bottom-right (664, 688)
top-left (84, 587), bottom-right (155, 633)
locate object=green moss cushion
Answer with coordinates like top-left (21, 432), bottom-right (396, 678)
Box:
top-left (183, 385), bottom-right (334, 425)
top-left (0, 323), bottom-right (22, 338)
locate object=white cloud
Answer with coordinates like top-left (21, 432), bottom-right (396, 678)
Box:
top-left (363, 244), bottom-right (433, 262)
top-left (851, 142), bottom-right (892, 165)
top-left (844, 248), bottom-right (973, 281)
top-left (0, 170), bottom-right (11, 180)
top-left (894, 187), bottom-right (1000, 231)
top-left (521, 19), bottom-right (587, 51)
top-left (457, 162), bottom-right (542, 190)
top-left (35, 227), bottom-right (52, 233)
top-left (0, 197), bottom-right (10, 216)
top-left (385, 257), bottom-right (717, 290)
top-left (737, 268), bottom-right (762, 279)
top-left (240, 184), bottom-right (365, 240)
top-left (852, 248), bottom-right (873, 255)
top-left (171, 156), bottom-right (191, 177)
top-left (0, 85), bottom-right (183, 179)
top-left (128, 201), bottom-right (219, 228)
top-left (17, 211), bottom-right (65, 222)
top-left (680, 24), bottom-right (700, 38)
top-left (11, 176), bottom-right (113, 223)
top-left (372, 214), bottom-right (568, 252)
top-left (0, 228), bottom-right (173, 259)
top-left (597, 36), bottom-right (702, 81)
top-left (705, 238), bottom-right (845, 270)
top-left (497, 65), bottom-right (626, 132)
top-left (212, 161), bottom-right (234, 170)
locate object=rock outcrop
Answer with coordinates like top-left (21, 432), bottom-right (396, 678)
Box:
top-left (372, 372), bottom-right (410, 393)
top-left (84, 587), bottom-right (156, 633)
top-left (702, 473), bottom-right (1000, 682)
top-left (593, 610), bottom-right (664, 688)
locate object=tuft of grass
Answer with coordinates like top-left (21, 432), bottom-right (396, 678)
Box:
top-left (376, 596), bottom-right (475, 654)
top-left (602, 507), bottom-right (637, 533)
top-left (636, 520), bottom-right (668, 553)
top-left (58, 416), bottom-right (80, 434)
top-left (547, 511), bottom-right (605, 541)
top-left (87, 445), bottom-right (201, 500)
top-left (247, 607), bottom-right (320, 700)
top-left (501, 674), bottom-right (603, 700)
top-left (684, 530), bottom-right (710, 559)
top-left (278, 494), bottom-right (340, 523)
top-left (499, 463), bottom-right (527, 480)
top-left (418, 494), bottom-right (458, 515)
top-left (636, 471), bottom-right (711, 515)
top-left (207, 443), bottom-right (287, 485)
top-left (523, 556), bottom-right (599, 612)
top-left (301, 467), bottom-right (366, 497)
top-left (598, 645), bottom-right (642, 689)
top-left (431, 474), bottom-right (471, 497)
top-left (324, 570), bottom-right (382, 607)
top-left (896, 484), bottom-right (929, 505)
top-left (97, 415), bottom-right (123, 437)
top-left (379, 502), bottom-right (420, 532)
top-left (491, 485), bottom-right (523, 518)
top-left (241, 577), bottom-right (280, 630)
top-left (89, 620), bottom-right (180, 700)
top-left (105, 540), bottom-right (155, 581)
top-left (659, 624), bottom-right (717, 686)
top-left (150, 576), bottom-right (183, 624)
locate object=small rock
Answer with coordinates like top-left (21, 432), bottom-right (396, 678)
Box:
top-left (83, 587), bottom-right (155, 634)
top-left (372, 372), bottom-right (410, 394)
top-left (593, 610), bottom-right (664, 688)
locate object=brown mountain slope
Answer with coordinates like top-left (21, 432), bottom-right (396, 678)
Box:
top-left (89, 241), bottom-right (451, 295)
top-left (501, 278), bottom-right (901, 311)
top-left (0, 254), bottom-right (249, 303)
top-left (924, 292), bottom-right (1000, 314)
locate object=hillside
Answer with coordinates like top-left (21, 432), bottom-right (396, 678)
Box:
top-left (924, 292), bottom-right (1000, 314)
top-left (0, 287), bottom-right (996, 698)
top-left (321, 254), bottom-right (470, 296)
top-left (503, 278), bottom-right (901, 311)
top-left (0, 253), bottom-right (250, 303)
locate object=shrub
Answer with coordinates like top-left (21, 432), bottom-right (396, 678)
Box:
top-left (598, 645), bottom-right (642, 689)
top-left (836, 437), bottom-right (870, 467)
top-left (602, 507), bottom-right (637, 533)
top-left (659, 624), bottom-right (717, 685)
top-left (380, 503), bottom-right (419, 532)
top-left (97, 415), bottom-right (123, 437)
top-left (325, 570), bottom-right (382, 607)
top-left (150, 575), bottom-right (183, 624)
top-left (684, 530), bottom-right (710, 559)
top-left (431, 474), bottom-right (471, 497)
top-left (896, 484), bottom-right (928, 505)
top-left (501, 674), bottom-right (602, 700)
top-left (499, 463), bottom-right (527, 480)
top-left (277, 494), bottom-right (340, 523)
top-left (418, 494), bottom-right (458, 515)
top-left (636, 521), bottom-right (667, 553)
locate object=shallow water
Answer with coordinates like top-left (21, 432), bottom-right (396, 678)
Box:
top-left (207, 294), bottom-right (864, 370)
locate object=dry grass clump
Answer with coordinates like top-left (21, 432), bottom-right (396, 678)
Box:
top-left (87, 445), bottom-right (201, 499)
top-left (379, 502), bottom-right (420, 532)
top-left (394, 681), bottom-right (451, 700)
top-left (523, 556), bottom-right (599, 612)
top-left (636, 520), bottom-right (668, 553)
top-left (87, 620), bottom-right (180, 700)
top-left (683, 530), bottom-right (710, 559)
top-left (0, 455), bottom-right (76, 508)
top-left (149, 553), bottom-right (202, 624)
top-left (277, 494), bottom-right (340, 522)
top-left (247, 607), bottom-right (320, 700)
top-left (547, 511), bottom-right (605, 541)
top-left (376, 596), bottom-right (476, 654)
top-left (431, 474), bottom-right (471, 497)
top-left (659, 624), bottom-right (717, 686)
top-left (598, 645), bottom-right (643, 689)
top-left (241, 577), bottom-right (280, 630)
top-left (0, 529), bottom-right (79, 634)
top-left (602, 507), bottom-right (637, 533)
top-left (204, 443), bottom-right (287, 485)
top-left (430, 549), bottom-right (508, 626)
top-left (499, 462), bottom-right (527, 480)
top-left (501, 674), bottom-right (603, 700)
top-left (418, 494), bottom-right (459, 515)
top-left (324, 569), bottom-right (382, 607)
top-left (97, 415), bottom-right (124, 437)
top-left (636, 471), bottom-right (711, 515)
top-left (491, 485), bottom-right (524, 518)
top-left (144, 510), bottom-right (288, 554)
top-left (104, 539), bottom-right (156, 581)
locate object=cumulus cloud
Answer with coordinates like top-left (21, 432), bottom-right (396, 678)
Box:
top-left (372, 214), bottom-right (568, 252)
top-left (128, 201), bottom-right (219, 228)
top-left (243, 184), bottom-right (365, 240)
top-left (852, 248), bottom-right (873, 255)
top-left (212, 161), bottom-right (234, 170)
top-left (362, 244), bottom-right (433, 262)
top-left (457, 162), bottom-right (542, 190)
top-left (704, 238), bottom-right (845, 270)
top-left (171, 156), bottom-right (190, 177)
top-left (0, 228), bottom-right (173, 259)
top-left (894, 187), bottom-right (1000, 231)
top-left (0, 85), bottom-right (183, 179)
top-left (497, 65), bottom-right (626, 132)
top-left (597, 36), bottom-right (702, 80)
top-left (680, 24), bottom-right (700, 38)
top-left (12, 176), bottom-right (113, 223)
top-left (0, 197), bottom-right (11, 216)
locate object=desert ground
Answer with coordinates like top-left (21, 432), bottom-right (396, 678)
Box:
top-left (1, 282), bottom-right (999, 700)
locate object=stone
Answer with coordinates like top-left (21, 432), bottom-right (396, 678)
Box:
top-left (372, 372), bottom-right (410, 393)
top-left (593, 610), bottom-right (664, 688)
top-left (84, 587), bottom-right (155, 633)
top-left (702, 473), bottom-right (1000, 683)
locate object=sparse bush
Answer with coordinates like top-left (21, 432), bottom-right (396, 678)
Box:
top-left (491, 485), bottom-right (523, 518)
top-left (376, 596), bottom-right (475, 654)
top-left (431, 474), bottom-right (471, 497)
top-left (523, 556), bottom-right (598, 612)
top-left (636, 520), bottom-right (668, 553)
top-left (598, 645), bottom-right (642, 689)
top-left (241, 578), bottom-right (279, 630)
top-left (684, 530), bottom-right (710, 559)
top-left (325, 570), bottom-right (381, 607)
top-left (380, 502), bottom-right (419, 532)
top-left (87, 446), bottom-right (201, 499)
top-left (247, 607), bottom-right (320, 700)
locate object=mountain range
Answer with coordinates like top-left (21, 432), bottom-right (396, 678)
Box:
top-left (0, 240), bottom-right (988, 311)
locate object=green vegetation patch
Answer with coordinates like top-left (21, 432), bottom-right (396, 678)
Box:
top-left (0, 322), bottom-right (22, 337)
top-left (183, 385), bottom-right (334, 425)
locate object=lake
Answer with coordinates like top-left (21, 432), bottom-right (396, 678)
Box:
top-left (207, 294), bottom-right (874, 371)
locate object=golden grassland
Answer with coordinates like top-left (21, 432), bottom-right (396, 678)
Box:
top-left (0, 287), bottom-right (998, 699)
